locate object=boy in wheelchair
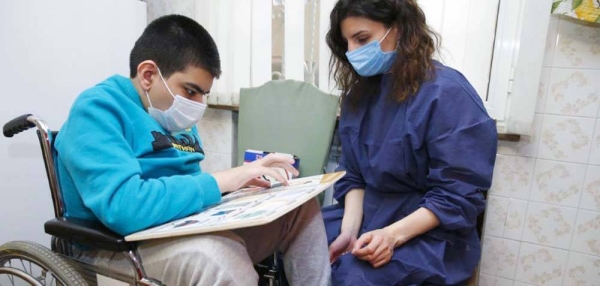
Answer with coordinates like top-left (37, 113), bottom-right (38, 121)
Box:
top-left (51, 15), bottom-right (330, 285)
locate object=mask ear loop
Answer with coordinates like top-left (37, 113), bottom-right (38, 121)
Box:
top-left (394, 26), bottom-right (401, 52)
top-left (141, 70), bottom-right (154, 109)
top-left (145, 90), bottom-right (154, 109)
top-left (156, 67), bottom-right (176, 98)
top-left (379, 27), bottom-right (393, 43)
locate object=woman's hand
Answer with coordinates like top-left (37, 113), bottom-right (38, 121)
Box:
top-left (212, 153), bottom-right (299, 193)
top-left (352, 228), bottom-right (403, 268)
top-left (329, 231), bottom-right (357, 263)
top-left (349, 208), bottom-right (439, 268)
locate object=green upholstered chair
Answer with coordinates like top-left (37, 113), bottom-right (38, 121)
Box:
top-left (237, 79), bottom-right (339, 285)
top-left (237, 80), bottom-right (339, 179)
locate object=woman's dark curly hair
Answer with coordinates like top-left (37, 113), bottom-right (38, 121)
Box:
top-left (327, 0), bottom-right (440, 109)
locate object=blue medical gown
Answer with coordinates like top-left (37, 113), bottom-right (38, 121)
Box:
top-left (323, 63), bottom-right (497, 285)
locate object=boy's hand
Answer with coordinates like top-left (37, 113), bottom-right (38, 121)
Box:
top-left (212, 153), bottom-right (299, 193)
top-left (240, 177), bottom-right (272, 188)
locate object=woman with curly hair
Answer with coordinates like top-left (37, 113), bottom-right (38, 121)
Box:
top-left (322, 0), bottom-right (497, 285)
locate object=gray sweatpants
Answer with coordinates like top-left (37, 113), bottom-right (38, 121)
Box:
top-left (72, 198), bottom-right (330, 286)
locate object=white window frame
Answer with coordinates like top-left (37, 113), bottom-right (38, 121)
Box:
top-left (419, 0), bottom-right (552, 135)
top-left (199, 0), bottom-right (552, 136)
top-left (488, 0), bottom-right (552, 134)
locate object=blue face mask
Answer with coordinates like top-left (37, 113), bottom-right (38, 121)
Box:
top-left (346, 28), bottom-right (397, 77)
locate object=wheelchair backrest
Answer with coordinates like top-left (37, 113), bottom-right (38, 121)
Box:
top-left (37, 129), bottom-right (65, 218)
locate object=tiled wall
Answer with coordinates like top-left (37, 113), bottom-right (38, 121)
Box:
top-left (479, 15), bottom-right (600, 286)
top-left (197, 109), bottom-right (236, 172)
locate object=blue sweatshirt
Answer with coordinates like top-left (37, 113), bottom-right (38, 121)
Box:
top-left (54, 75), bottom-right (221, 236)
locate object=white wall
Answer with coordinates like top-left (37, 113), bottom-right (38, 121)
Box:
top-left (0, 0), bottom-right (146, 247)
top-left (145, 0), bottom-right (195, 23)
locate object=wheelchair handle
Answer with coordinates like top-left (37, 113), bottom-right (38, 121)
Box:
top-left (2, 114), bottom-right (63, 218)
top-left (3, 114), bottom-right (36, 138)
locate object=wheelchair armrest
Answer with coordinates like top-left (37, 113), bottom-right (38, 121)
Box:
top-left (45, 217), bottom-right (136, 253)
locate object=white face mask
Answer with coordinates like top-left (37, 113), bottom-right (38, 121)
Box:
top-left (145, 68), bottom-right (207, 133)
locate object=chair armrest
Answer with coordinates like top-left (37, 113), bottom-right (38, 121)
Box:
top-left (44, 217), bottom-right (135, 253)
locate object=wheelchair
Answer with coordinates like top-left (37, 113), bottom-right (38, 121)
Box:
top-left (1, 114), bottom-right (287, 286)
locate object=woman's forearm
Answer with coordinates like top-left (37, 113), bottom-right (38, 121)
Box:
top-left (384, 207), bottom-right (440, 248)
top-left (340, 188), bottom-right (365, 236)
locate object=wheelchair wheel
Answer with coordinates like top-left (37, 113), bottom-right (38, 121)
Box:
top-left (0, 241), bottom-right (87, 286)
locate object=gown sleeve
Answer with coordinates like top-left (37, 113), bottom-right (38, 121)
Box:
top-left (416, 76), bottom-right (497, 232)
top-left (333, 149), bottom-right (366, 206)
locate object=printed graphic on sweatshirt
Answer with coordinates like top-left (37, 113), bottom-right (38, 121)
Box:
top-left (151, 131), bottom-right (204, 154)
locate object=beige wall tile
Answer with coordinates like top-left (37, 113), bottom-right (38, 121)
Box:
top-left (530, 159), bottom-right (586, 207)
top-left (571, 210), bottom-right (600, 256)
top-left (485, 195), bottom-right (511, 237)
top-left (538, 115), bottom-right (595, 164)
top-left (581, 165), bottom-right (600, 212)
top-left (204, 109), bottom-right (234, 124)
top-left (517, 114), bottom-right (545, 158)
top-left (563, 251), bottom-right (600, 286)
top-left (504, 199), bottom-right (529, 240)
top-left (513, 281), bottom-right (536, 286)
top-left (491, 155), bottom-right (535, 200)
top-left (522, 202), bottom-right (577, 249)
top-left (498, 141), bottom-right (519, 156)
top-left (481, 236), bottom-right (521, 279)
top-left (478, 274), bottom-right (514, 286)
top-left (200, 151), bottom-right (232, 173)
top-left (197, 120), bottom-right (234, 154)
top-left (515, 243), bottom-right (568, 286)
top-left (552, 17), bottom-right (600, 69)
top-left (588, 120), bottom-right (600, 166)
top-left (536, 68), bottom-right (551, 114)
top-left (544, 69), bottom-right (600, 118)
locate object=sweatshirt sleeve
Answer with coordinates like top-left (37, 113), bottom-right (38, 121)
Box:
top-left (57, 95), bottom-right (221, 236)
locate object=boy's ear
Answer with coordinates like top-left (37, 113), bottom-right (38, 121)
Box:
top-left (137, 60), bottom-right (158, 91)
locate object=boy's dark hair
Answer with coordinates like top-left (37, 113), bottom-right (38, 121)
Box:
top-left (129, 15), bottom-right (221, 79)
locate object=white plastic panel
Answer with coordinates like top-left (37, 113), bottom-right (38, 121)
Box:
top-left (318, 0), bottom-right (337, 93)
top-left (251, 0), bottom-right (273, 87)
top-left (419, 0), bottom-right (499, 116)
top-left (284, 0), bottom-right (305, 81)
top-left (505, 0), bottom-right (552, 134)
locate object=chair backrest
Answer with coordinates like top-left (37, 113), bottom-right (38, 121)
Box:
top-left (237, 80), bottom-right (339, 177)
